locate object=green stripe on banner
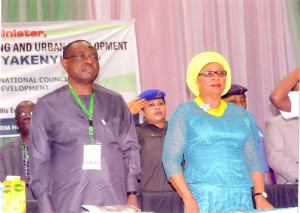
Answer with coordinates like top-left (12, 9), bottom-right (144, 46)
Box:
top-left (9, 0), bottom-right (18, 22)
top-left (42, 0), bottom-right (49, 21)
top-left (285, 0), bottom-right (300, 66)
top-left (28, 0), bottom-right (37, 22)
top-left (45, 23), bottom-right (132, 36)
top-left (98, 72), bottom-right (137, 93)
top-left (54, 0), bottom-right (69, 21)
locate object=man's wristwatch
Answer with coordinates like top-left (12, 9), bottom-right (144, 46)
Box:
top-left (254, 192), bottom-right (268, 198)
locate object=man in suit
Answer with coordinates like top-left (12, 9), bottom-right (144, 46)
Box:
top-left (264, 115), bottom-right (299, 184)
top-left (0, 100), bottom-right (36, 199)
top-left (29, 40), bottom-right (140, 213)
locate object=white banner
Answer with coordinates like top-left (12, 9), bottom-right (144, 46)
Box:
top-left (0, 20), bottom-right (141, 137)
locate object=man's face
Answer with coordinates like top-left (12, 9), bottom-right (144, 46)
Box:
top-left (61, 42), bottom-right (100, 85)
top-left (14, 102), bottom-right (35, 136)
top-left (223, 94), bottom-right (247, 109)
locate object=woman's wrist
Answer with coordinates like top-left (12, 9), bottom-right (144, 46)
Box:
top-left (181, 188), bottom-right (191, 197)
top-left (182, 189), bottom-right (194, 203)
top-left (254, 194), bottom-right (267, 203)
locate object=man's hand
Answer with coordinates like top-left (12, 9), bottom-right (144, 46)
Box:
top-left (126, 194), bottom-right (140, 210)
top-left (127, 97), bottom-right (147, 115)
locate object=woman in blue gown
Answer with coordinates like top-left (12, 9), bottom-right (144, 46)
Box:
top-left (162, 52), bottom-right (273, 213)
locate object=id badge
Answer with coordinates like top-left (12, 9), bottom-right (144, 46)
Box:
top-left (82, 142), bottom-right (101, 170)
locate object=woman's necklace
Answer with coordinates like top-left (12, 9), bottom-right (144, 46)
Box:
top-left (194, 96), bottom-right (227, 117)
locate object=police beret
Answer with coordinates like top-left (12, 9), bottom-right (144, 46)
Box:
top-left (138, 89), bottom-right (166, 101)
top-left (222, 84), bottom-right (248, 99)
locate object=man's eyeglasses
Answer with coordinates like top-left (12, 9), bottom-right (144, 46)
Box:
top-left (18, 111), bottom-right (33, 118)
top-left (198, 71), bottom-right (227, 77)
top-left (64, 53), bottom-right (101, 62)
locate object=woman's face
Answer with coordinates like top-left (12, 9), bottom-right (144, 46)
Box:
top-left (197, 62), bottom-right (227, 98)
top-left (141, 99), bottom-right (166, 125)
top-left (223, 94), bottom-right (247, 109)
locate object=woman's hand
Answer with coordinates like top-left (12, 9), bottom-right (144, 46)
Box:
top-left (254, 196), bottom-right (274, 209)
top-left (184, 198), bottom-right (199, 213)
top-left (182, 190), bottom-right (199, 213)
top-left (169, 174), bottom-right (199, 212)
top-left (127, 97), bottom-right (147, 115)
top-left (251, 172), bottom-right (274, 209)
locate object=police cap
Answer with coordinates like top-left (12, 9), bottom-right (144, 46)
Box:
top-left (222, 84), bottom-right (248, 99)
top-left (138, 89), bottom-right (166, 101)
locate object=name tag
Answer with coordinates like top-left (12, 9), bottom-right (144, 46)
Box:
top-left (82, 144), bottom-right (101, 170)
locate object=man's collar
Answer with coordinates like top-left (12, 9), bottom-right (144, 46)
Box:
top-left (19, 136), bottom-right (28, 147)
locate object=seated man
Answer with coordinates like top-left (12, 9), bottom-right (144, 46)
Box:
top-left (222, 84), bottom-right (274, 184)
top-left (0, 100), bottom-right (36, 199)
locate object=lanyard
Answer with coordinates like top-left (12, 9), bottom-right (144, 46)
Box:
top-left (69, 84), bottom-right (95, 143)
top-left (19, 138), bottom-right (29, 160)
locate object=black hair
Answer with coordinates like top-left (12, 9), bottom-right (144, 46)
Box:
top-left (63, 40), bottom-right (93, 59)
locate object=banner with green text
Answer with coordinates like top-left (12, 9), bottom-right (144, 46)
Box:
top-left (0, 20), bottom-right (141, 137)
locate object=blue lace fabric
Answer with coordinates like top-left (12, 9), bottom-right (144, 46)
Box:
top-left (162, 101), bottom-right (263, 212)
top-left (189, 183), bottom-right (253, 212)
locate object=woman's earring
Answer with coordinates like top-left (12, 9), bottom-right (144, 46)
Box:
top-left (197, 83), bottom-right (199, 87)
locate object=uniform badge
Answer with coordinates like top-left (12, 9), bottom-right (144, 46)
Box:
top-left (156, 91), bottom-right (162, 99)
